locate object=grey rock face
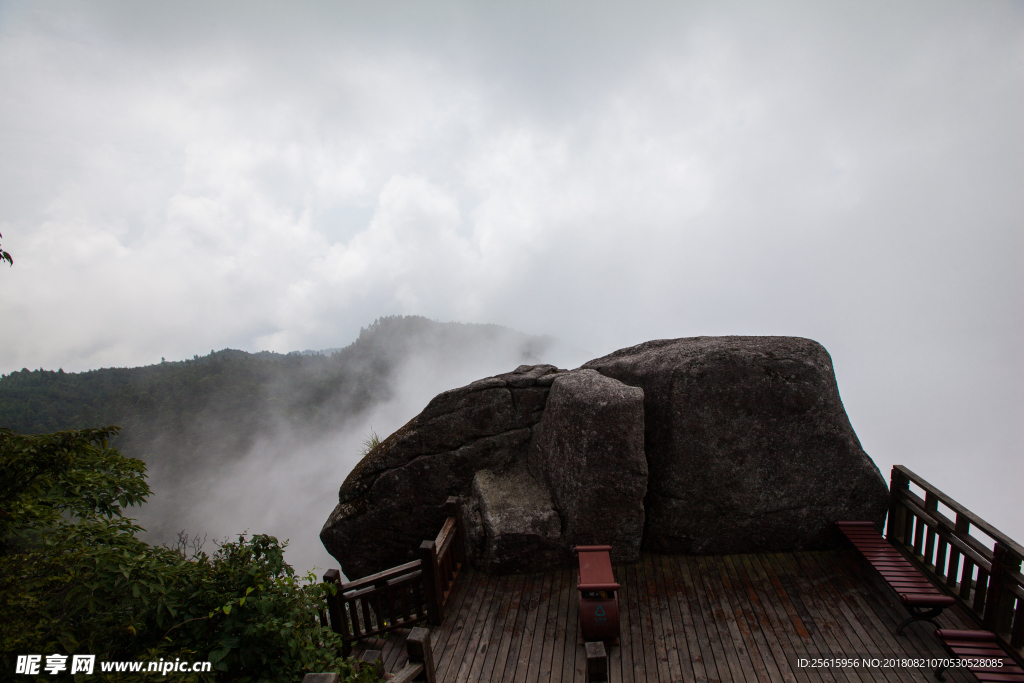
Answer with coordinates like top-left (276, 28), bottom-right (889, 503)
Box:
top-left (322, 335), bottom-right (888, 579)
top-left (472, 468), bottom-right (563, 573)
top-left (528, 370), bottom-right (647, 563)
top-left (320, 364), bottom-right (565, 579)
top-left (582, 336), bottom-right (889, 554)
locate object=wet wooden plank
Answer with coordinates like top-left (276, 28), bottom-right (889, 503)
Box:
top-left (461, 572), bottom-right (516, 683)
top-left (511, 570), bottom-right (545, 683)
top-left (699, 554), bottom-right (759, 683)
top-left (688, 557), bottom-right (745, 683)
top-left (713, 555), bottom-right (781, 683)
top-left (381, 629), bottom-right (411, 673)
top-left (663, 554), bottom-right (707, 683)
top-left (614, 562), bottom-right (634, 683)
top-left (788, 552), bottom-right (896, 683)
top-left (634, 552), bottom-right (668, 682)
top-left (741, 554), bottom-right (833, 683)
top-left (536, 569), bottom-right (567, 683)
top-left (480, 572), bottom-right (527, 683)
top-left (451, 572), bottom-right (502, 682)
top-left (562, 567), bottom-right (582, 683)
top-left (766, 553), bottom-right (852, 681)
top-left (721, 555), bottom-right (800, 683)
top-left (431, 564), bottom-right (480, 680)
top-left (623, 561), bottom-right (648, 682)
top-left (798, 552), bottom-right (921, 683)
top-left (639, 552), bottom-right (673, 682)
top-left (547, 569), bottom-right (572, 683)
top-left (435, 568), bottom-right (492, 682)
top-left (522, 570), bottom-right (556, 683)
top-left (647, 553), bottom-right (684, 683)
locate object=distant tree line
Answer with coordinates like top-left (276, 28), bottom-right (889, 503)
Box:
top-left (0, 315), bottom-right (549, 477)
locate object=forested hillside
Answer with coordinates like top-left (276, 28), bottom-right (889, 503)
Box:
top-left (0, 316), bottom-right (555, 476)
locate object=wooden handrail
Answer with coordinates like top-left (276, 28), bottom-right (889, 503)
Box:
top-left (893, 465), bottom-right (1024, 556)
top-left (322, 496), bottom-right (466, 654)
top-left (339, 560), bottom-right (422, 594)
top-left (886, 466), bottom-right (1024, 662)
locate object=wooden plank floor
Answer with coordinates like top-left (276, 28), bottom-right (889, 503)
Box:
top-left (351, 550), bottom-right (980, 683)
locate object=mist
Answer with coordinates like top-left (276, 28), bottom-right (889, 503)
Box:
top-left (0, 1), bottom-right (1021, 556)
top-left (132, 324), bottom-right (590, 575)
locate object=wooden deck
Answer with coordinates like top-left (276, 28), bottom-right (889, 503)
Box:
top-left (351, 550), bottom-right (982, 683)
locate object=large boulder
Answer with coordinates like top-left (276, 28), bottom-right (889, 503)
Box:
top-left (472, 467), bottom-right (563, 573)
top-left (582, 336), bottom-right (889, 554)
top-left (321, 364), bottom-right (565, 579)
top-left (527, 369), bottom-right (647, 564)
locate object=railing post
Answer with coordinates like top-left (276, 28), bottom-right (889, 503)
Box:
top-left (444, 496), bottom-right (465, 566)
top-left (406, 626), bottom-right (436, 683)
top-left (887, 467), bottom-right (909, 543)
top-left (984, 543), bottom-right (1022, 636)
top-left (322, 569), bottom-right (351, 656)
top-left (419, 540), bottom-right (443, 626)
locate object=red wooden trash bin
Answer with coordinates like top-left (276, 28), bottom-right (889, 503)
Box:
top-left (574, 545), bottom-right (620, 643)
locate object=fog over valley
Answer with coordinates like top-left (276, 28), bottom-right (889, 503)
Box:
top-left (0, 317), bottom-right (590, 573)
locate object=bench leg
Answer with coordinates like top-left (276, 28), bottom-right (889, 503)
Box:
top-left (896, 606), bottom-right (947, 636)
top-left (933, 663), bottom-right (946, 681)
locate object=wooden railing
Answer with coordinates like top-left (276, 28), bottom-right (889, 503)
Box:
top-left (887, 465), bottom-right (1024, 661)
top-left (323, 496), bottom-right (466, 655)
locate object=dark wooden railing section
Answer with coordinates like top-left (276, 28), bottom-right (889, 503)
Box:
top-left (323, 496), bottom-right (466, 655)
top-left (887, 465), bottom-right (1024, 660)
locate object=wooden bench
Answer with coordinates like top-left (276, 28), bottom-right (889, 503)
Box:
top-left (933, 629), bottom-right (1024, 682)
top-left (838, 520), bottom-right (956, 634)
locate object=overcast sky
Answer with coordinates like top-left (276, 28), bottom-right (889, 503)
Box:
top-left (1, 1), bottom-right (1021, 548)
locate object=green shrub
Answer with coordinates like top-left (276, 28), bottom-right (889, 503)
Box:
top-left (0, 427), bottom-right (381, 683)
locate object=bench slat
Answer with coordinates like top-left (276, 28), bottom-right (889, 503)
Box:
top-left (935, 629), bottom-right (1024, 683)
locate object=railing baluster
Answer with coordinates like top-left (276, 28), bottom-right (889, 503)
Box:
top-left (1011, 596), bottom-right (1024, 649)
top-left (959, 557), bottom-right (976, 600)
top-left (411, 570), bottom-right (425, 620)
top-left (358, 595), bottom-right (372, 636)
top-left (973, 566), bottom-right (990, 614)
top-left (936, 534), bottom-right (949, 582)
top-left (903, 505), bottom-right (915, 550)
top-left (384, 582), bottom-right (396, 628)
top-left (947, 547), bottom-right (962, 589)
top-left (398, 577), bottom-right (411, 623)
top-left (924, 491), bottom-right (938, 565)
top-left (914, 515), bottom-right (925, 557)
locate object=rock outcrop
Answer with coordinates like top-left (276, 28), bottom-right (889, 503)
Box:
top-left (472, 467), bottom-right (563, 573)
top-left (582, 336), bottom-right (889, 554)
top-left (320, 364), bottom-right (564, 579)
top-left (321, 336), bottom-right (890, 580)
top-left (527, 369), bottom-right (647, 564)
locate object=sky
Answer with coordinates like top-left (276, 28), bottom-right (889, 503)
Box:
top-left (1, 1), bottom-right (1021, 558)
